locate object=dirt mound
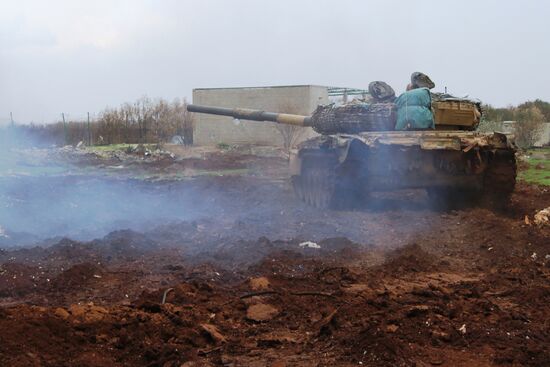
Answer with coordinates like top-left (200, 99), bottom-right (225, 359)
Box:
top-left (97, 229), bottom-right (158, 253)
top-left (1, 227), bottom-right (549, 366)
top-left (383, 243), bottom-right (438, 273)
top-left (45, 238), bottom-right (102, 264)
top-left (0, 263), bottom-right (42, 297)
top-left (50, 263), bottom-right (104, 290)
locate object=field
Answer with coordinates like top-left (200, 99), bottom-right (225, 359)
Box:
top-left (0, 145), bottom-right (549, 367)
top-left (519, 148), bottom-right (550, 186)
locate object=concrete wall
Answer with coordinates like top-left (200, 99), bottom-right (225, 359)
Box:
top-left (536, 123), bottom-right (550, 146)
top-left (496, 121), bottom-right (550, 147)
top-left (192, 85), bottom-right (328, 146)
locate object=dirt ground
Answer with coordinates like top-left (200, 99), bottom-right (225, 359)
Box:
top-left (1, 147), bottom-right (549, 367)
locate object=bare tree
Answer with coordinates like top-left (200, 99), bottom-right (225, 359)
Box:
top-left (274, 100), bottom-right (309, 153)
top-left (167, 97), bottom-right (194, 145)
top-left (13, 97), bottom-right (195, 146)
top-left (514, 105), bottom-right (545, 149)
top-left (181, 98), bottom-right (195, 145)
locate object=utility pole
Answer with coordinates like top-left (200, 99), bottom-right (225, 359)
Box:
top-left (62, 113), bottom-right (67, 145)
top-left (87, 112), bottom-right (91, 146)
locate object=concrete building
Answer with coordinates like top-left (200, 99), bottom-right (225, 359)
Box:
top-left (192, 85), bottom-right (330, 146)
top-left (192, 85), bottom-right (370, 146)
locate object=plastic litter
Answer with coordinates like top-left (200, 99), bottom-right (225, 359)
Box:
top-left (533, 207), bottom-right (550, 227)
top-left (299, 241), bottom-right (321, 249)
top-left (0, 226), bottom-right (8, 238)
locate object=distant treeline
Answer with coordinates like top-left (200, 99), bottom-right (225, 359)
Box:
top-left (14, 97), bottom-right (194, 146)
top-left (483, 99), bottom-right (550, 122)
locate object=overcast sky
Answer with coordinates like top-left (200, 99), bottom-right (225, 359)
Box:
top-left (1, 0), bottom-right (549, 124)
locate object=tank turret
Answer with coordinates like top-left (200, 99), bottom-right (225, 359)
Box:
top-left (187, 102), bottom-right (397, 134)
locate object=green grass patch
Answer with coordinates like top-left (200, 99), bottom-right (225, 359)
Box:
top-left (216, 142), bottom-right (232, 150)
top-left (191, 168), bottom-right (250, 176)
top-left (526, 147), bottom-right (550, 158)
top-left (519, 149), bottom-right (550, 186)
top-left (88, 144), bottom-right (157, 152)
top-left (125, 168), bottom-right (250, 182)
top-left (0, 165), bottom-right (69, 177)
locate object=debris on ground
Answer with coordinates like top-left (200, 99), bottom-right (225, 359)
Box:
top-left (201, 324), bottom-right (227, 344)
top-left (0, 226), bottom-right (8, 238)
top-left (246, 303), bottom-right (280, 322)
top-left (249, 277), bottom-right (271, 290)
top-left (299, 241), bottom-right (321, 249)
top-left (534, 207), bottom-right (550, 226)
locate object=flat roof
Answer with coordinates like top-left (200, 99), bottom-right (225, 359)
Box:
top-left (193, 85), bottom-right (371, 96)
top-left (193, 85), bottom-right (328, 91)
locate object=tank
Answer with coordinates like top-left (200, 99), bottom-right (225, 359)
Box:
top-left (187, 95), bottom-right (516, 210)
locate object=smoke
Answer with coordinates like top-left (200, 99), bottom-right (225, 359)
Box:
top-left (1, 176), bottom-right (202, 239)
top-left (0, 125), bottom-right (444, 251)
top-left (0, 126), bottom-right (218, 247)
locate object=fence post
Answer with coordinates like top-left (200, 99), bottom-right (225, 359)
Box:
top-left (62, 113), bottom-right (67, 145)
top-left (87, 112), bottom-right (91, 146)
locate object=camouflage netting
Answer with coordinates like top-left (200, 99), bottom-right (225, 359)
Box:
top-left (310, 102), bottom-right (397, 134)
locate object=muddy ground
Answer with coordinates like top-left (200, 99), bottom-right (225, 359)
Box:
top-left (0, 146), bottom-right (549, 366)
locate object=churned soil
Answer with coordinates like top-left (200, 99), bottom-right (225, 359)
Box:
top-left (0, 150), bottom-right (549, 366)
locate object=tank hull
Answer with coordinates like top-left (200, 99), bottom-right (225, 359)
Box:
top-left (290, 131), bottom-right (516, 209)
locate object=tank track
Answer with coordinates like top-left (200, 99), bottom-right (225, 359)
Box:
top-left (427, 149), bottom-right (516, 210)
top-left (293, 147), bottom-right (516, 211)
top-left (292, 169), bottom-right (334, 209)
top-left (481, 149), bottom-right (517, 208)
top-left (291, 150), bottom-right (339, 209)
top-left (291, 149), bottom-right (367, 209)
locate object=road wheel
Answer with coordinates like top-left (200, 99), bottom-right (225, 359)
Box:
top-left (292, 168), bottom-right (335, 209)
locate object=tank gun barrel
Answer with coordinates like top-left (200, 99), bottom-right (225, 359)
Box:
top-left (187, 104), bottom-right (312, 127)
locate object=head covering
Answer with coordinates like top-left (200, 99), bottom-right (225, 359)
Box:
top-left (411, 72), bottom-right (435, 89)
top-left (368, 81), bottom-right (396, 102)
